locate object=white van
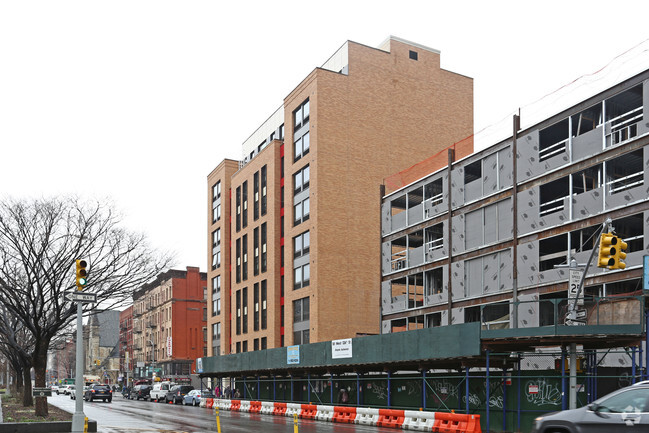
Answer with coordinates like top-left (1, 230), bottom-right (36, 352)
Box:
top-left (150, 381), bottom-right (174, 402)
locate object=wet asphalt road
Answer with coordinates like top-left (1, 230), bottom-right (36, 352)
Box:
top-left (48, 393), bottom-right (399, 433)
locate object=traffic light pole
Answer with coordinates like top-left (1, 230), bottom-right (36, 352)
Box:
top-left (71, 299), bottom-right (85, 432)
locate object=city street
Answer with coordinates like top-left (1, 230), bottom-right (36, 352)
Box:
top-left (48, 393), bottom-right (399, 433)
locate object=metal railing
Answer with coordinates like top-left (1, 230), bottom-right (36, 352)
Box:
top-left (539, 195), bottom-right (566, 217)
top-left (606, 106), bottom-right (643, 146)
top-left (608, 170), bottom-right (644, 194)
top-left (539, 138), bottom-right (568, 162)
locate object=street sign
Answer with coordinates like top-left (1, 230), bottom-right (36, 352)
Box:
top-left (32, 387), bottom-right (52, 397)
top-left (568, 270), bottom-right (584, 306)
top-left (565, 319), bottom-right (586, 326)
top-left (575, 309), bottom-right (588, 320)
top-left (65, 292), bottom-right (97, 303)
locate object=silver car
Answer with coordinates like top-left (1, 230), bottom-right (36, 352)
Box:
top-left (533, 382), bottom-right (649, 432)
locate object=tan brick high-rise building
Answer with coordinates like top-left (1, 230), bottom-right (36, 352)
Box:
top-left (207, 36), bottom-right (473, 356)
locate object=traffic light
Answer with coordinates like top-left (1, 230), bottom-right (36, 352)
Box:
top-left (75, 259), bottom-right (88, 290)
top-left (612, 237), bottom-right (628, 270)
top-left (597, 233), bottom-right (617, 268)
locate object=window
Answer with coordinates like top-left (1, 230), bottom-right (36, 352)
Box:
top-left (293, 165), bottom-right (310, 194)
top-left (294, 197), bottom-right (310, 225)
top-left (254, 171), bottom-right (260, 220)
top-left (212, 228), bottom-right (221, 247)
top-left (212, 181), bottom-right (221, 223)
top-left (293, 231), bottom-right (310, 258)
top-left (242, 341), bottom-right (248, 353)
top-left (425, 268), bottom-right (443, 296)
top-left (261, 223), bottom-right (267, 272)
top-left (212, 250), bottom-right (221, 270)
top-left (242, 181), bottom-right (248, 228)
top-left (254, 283), bottom-right (259, 331)
top-left (254, 227), bottom-right (260, 276)
top-left (236, 186), bottom-right (241, 232)
top-left (254, 338), bottom-right (259, 351)
top-left (261, 280), bottom-right (267, 330)
top-left (213, 275), bottom-right (221, 293)
top-left (293, 297), bottom-right (310, 345)
top-left (261, 337), bottom-right (267, 350)
top-left (294, 132), bottom-right (310, 161)
top-left (539, 119), bottom-right (569, 161)
top-left (294, 263), bottom-right (310, 290)
top-left (261, 165), bottom-right (267, 216)
top-left (464, 160), bottom-right (481, 184)
top-left (236, 238), bottom-right (241, 283)
top-left (236, 342), bottom-right (241, 353)
top-left (236, 290), bottom-right (241, 335)
top-left (242, 234), bottom-right (248, 281)
top-left (409, 50), bottom-right (418, 60)
top-left (242, 286), bottom-right (248, 333)
top-left (293, 98), bottom-right (310, 131)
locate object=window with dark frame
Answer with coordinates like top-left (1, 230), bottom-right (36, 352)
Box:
top-left (242, 181), bottom-right (248, 228)
top-left (409, 50), bottom-right (418, 60)
top-left (261, 223), bottom-right (267, 272)
top-left (254, 171), bottom-right (259, 220)
top-left (242, 234), bottom-right (248, 281)
top-left (261, 279), bottom-right (267, 330)
top-left (254, 283), bottom-right (259, 331)
top-left (254, 227), bottom-right (259, 276)
top-left (236, 186), bottom-right (241, 232)
top-left (261, 165), bottom-right (267, 216)
top-left (242, 286), bottom-right (248, 334)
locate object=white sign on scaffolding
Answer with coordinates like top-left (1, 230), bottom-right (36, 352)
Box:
top-left (331, 338), bottom-right (353, 359)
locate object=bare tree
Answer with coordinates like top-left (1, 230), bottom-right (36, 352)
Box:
top-left (0, 197), bottom-right (173, 416)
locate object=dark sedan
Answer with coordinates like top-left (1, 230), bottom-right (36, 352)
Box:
top-left (84, 384), bottom-right (113, 403)
top-left (532, 381), bottom-right (649, 432)
top-left (165, 385), bottom-right (194, 404)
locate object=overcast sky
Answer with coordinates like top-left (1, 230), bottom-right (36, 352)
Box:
top-left (1, 1), bottom-right (648, 270)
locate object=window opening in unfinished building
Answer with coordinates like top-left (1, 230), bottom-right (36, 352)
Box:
top-left (606, 149), bottom-right (644, 194)
top-left (481, 302), bottom-right (510, 330)
top-left (569, 224), bottom-right (600, 255)
top-left (464, 160), bottom-right (481, 185)
top-left (571, 165), bottom-right (602, 195)
top-left (539, 177), bottom-right (569, 216)
top-left (571, 103), bottom-right (603, 137)
top-left (539, 118), bottom-right (569, 162)
top-left (391, 276), bottom-right (407, 308)
top-left (425, 267), bottom-right (443, 295)
top-left (408, 273), bottom-right (424, 309)
top-left (539, 233), bottom-right (568, 272)
top-left (424, 177), bottom-right (443, 208)
top-left (605, 84), bottom-right (643, 147)
top-left (426, 312), bottom-right (441, 328)
top-left (425, 223), bottom-right (444, 251)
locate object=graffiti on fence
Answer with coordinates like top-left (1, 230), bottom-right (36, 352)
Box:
top-left (370, 382), bottom-right (388, 401)
top-left (407, 381), bottom-right (422, 396)
top-left (462, 393), bottom-right (481, 406)
top-left (489, 395), bottom-right (504, 409)
top-left (525, 379), bottom-right (561, 406)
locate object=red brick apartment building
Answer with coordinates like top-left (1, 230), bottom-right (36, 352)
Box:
top-left (127, 266), bottom-right (207, 379)
top-left (207, 36), bottom-right (473, 356)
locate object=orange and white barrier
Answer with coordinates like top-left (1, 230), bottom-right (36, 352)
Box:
top-left (355, 407), bottom-right (380, 425)
top-left (239, 400), bottom-right (251, 412)
top-left (260, 401), bottom-right (274, 414)
top-left (208, 399), bottom-right (481, 432)
top-left (402, 410), bottom-right (435, 431)
top-left (315, 405), bottom-right (335, 422)
top-left (285, 403), bottom-right (301, 417)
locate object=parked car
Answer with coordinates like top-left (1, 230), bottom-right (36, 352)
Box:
top-left (183, 389), bottom-right (214, 406)
top-left (58, 384), bottom-right (73, 395)
top-left (51, 385), bottom-right (59, 394)
top-left (129, 384), bottom-right (152, 401)
top-left (532, 381), bottom-right (649, 432)
top-left (71, 386), bottom-right (89, 400)
top-left (64, 385), bottom-right (75, 395)
top-left (150, 381), bottom-right (174, 402)
top-left (165, 385), bottom-right (194, 404)
top-left (84, 383), bottom-right (113, 402)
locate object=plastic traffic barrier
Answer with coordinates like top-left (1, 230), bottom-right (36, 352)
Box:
top-left (260, 401), bottom-right (274, 414)
top-left (332, 406), bottom-right (357, 423)
top-left (300, 404), bottom-right (318, 420)
top-left (355, 407), bottom-right (380, 425)
top-left (376, 409), bottom-right (405, 428)
top-left (285, 403), bottom-right (301, 417)
top-left (272, 402), bottom-right (287, 416)
top-left (315, 405), bottom-right (335, 422)
top-left (402, 410), bottom-right (435, 430)
top-left (230, 399), bottom-right (241, 411)
top-left (432, 412), bottom-right (482, 433)
top-left (249, 400), bottom-right (262, 413)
